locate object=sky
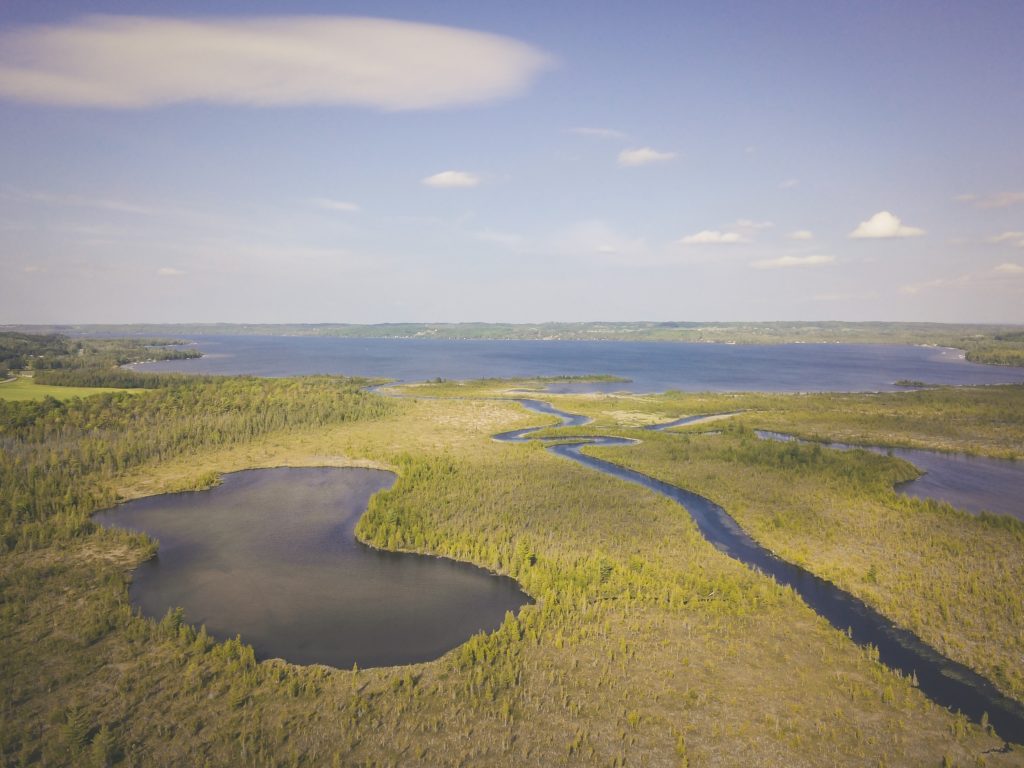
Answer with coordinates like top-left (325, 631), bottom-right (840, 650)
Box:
top-left (1, 1), bottom-right (1022, 324)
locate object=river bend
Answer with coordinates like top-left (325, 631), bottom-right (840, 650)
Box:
top-left (495, 399), bottom-right (1024, 745)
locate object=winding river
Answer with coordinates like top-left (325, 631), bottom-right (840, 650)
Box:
top-left (495, 399), bottom-right (1024, 745)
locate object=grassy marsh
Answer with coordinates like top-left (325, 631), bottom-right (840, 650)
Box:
top-left (2, 378), bottom-right (1022, 765)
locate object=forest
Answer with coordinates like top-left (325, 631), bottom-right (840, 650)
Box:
top-left (1, 334), bottom-right (1022, 766)
top-left (0, 333), bottom-right (199, 380)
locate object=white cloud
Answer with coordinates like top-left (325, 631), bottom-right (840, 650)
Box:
top-left (788, 230), bottom-right (814, 241)
top-left (750, 254), bottom-right (835, 270)
top-left (312, 198), bottom-right (360, 213)
top-left (156, 266), bottom-right (184, 276)
top-left (617, 147), bottom-right (675, 167)
top-left (779, 178), bottom-right (800, 190)
top-left (989, 231), bottom-right (1024, 247)
top-left (995, 262), bottom-right (1024, 274)
top-left (0, 15), bottom-right (550, 109)
top-left (957, 192), bottom-right (1024, 209)
top-left (569, 127), bottom-right (625, 139)
top-left (678, 230), bottom-right (747, 245)
top-left (422, 171), bottom-right (480, 188)
top-left (848, 211), bottom-right (925, 239)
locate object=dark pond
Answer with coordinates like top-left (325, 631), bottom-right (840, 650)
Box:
top-left (756, 431), bottom-right (1024, 521)
top-left (131, 335), bottom-right (1024, 393)
top-left (94, 467), bottom-right (530, 668)
top-left (498, 399), bottom-right (1024, 744)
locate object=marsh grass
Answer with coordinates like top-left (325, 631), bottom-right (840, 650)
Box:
top-left (1, 383), bottom-right (1022, 765)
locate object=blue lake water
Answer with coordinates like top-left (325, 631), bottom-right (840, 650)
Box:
top-left (755, 431), bottom-right (1024, 520)
top-left (133, 335), bottom-right (1024, 393)
top-left (95, 468), bottom-right (530, 668)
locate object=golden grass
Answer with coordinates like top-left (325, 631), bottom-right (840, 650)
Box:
top-left (4, 392), bottom-right (1022, 765)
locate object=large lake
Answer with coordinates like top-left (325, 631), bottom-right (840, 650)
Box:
top-left (95, 468), bottom-right (530, 668)
top-left (134, 335), bottom-right (1024, 392)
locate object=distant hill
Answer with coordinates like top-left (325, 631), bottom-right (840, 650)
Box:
top-left (6, 320), bottom-right (1024, 366)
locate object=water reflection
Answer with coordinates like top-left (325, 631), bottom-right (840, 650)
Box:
top-left (95, 467), bottom-right (531, 668)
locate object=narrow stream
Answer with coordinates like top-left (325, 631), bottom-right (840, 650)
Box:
top-left (494, 399), bottom-right (1024, 745)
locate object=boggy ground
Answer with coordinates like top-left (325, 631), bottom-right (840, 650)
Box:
top-left (2, 381), bottom-right (1022, 766)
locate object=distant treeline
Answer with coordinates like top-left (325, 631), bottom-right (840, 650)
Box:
top-left (0, 331), bottom-right (199, 378)
top-left (0, 375), bottom-right (395, 551)
top-left (32, 369), bottom-right (191, 389)
top-left (8, 321), bottom-right (1024, 366)
top-left (964, 342), bottom-right (1024, 367)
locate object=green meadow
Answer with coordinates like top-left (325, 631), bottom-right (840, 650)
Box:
top-left (0, 377), bottom-right (138, 402)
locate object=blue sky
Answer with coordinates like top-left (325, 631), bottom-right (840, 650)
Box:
top-left (1, 1), bottom-right (1022, 323)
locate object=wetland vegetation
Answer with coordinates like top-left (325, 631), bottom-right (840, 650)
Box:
top-left (1, 332), bottom-right (1023, 766)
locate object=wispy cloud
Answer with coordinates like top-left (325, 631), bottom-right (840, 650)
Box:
top-left (750, 254), bottom-right (834, 269)
top-left (422, 170), bottom-right (480, 188)
top-left (311, 198), bottom-right (360, 213)
top-left (617, 147), bottom-right (675, 167)
top-left (900, 275), bottom-right (970, 295)
top-left (735, 219), bottom-right (774, 231)
top-left (550, 220), bottom-right (647, 262)
top-left (979, 193), bottom-right (1023, 209)
top-left (569, 127), bottom-right (626, 140)
top-left (779, 178), bottom-right (800, 190)
top-left (901, 263), bottom-right (1023, 294)
top-left (471, 229), bottom-right (524, 249)
top-left (0, 15), bottom-right (550, 109)
top-left (989, 231), bottom-right (1024, 247)
top-left (678, 230), bottom-right (747, 245)
top-left (156, 267), bottom-right (185, 276)
top-left (4, 187), bottom-right (164, 215)
top-left (956, 192), bottom-right (1024, 209)
top-left (849, 211), bottom-right (925, 239)
top-left (813, 290), bottom-right (879, 303)
top-left (787, 230), bottom-right (814, 241)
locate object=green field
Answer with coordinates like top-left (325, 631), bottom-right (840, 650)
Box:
top-left (0, 377), bottom-right (138, 401)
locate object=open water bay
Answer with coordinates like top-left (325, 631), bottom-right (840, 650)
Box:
top-left (134, 336), bottom-right (1024, 392)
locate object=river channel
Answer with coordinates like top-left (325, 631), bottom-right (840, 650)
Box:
top-left (495, 399), bottom-right (1024, 744)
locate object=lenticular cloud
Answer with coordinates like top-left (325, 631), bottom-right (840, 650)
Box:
top-left (0, 15), bottom-right (551, 110)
